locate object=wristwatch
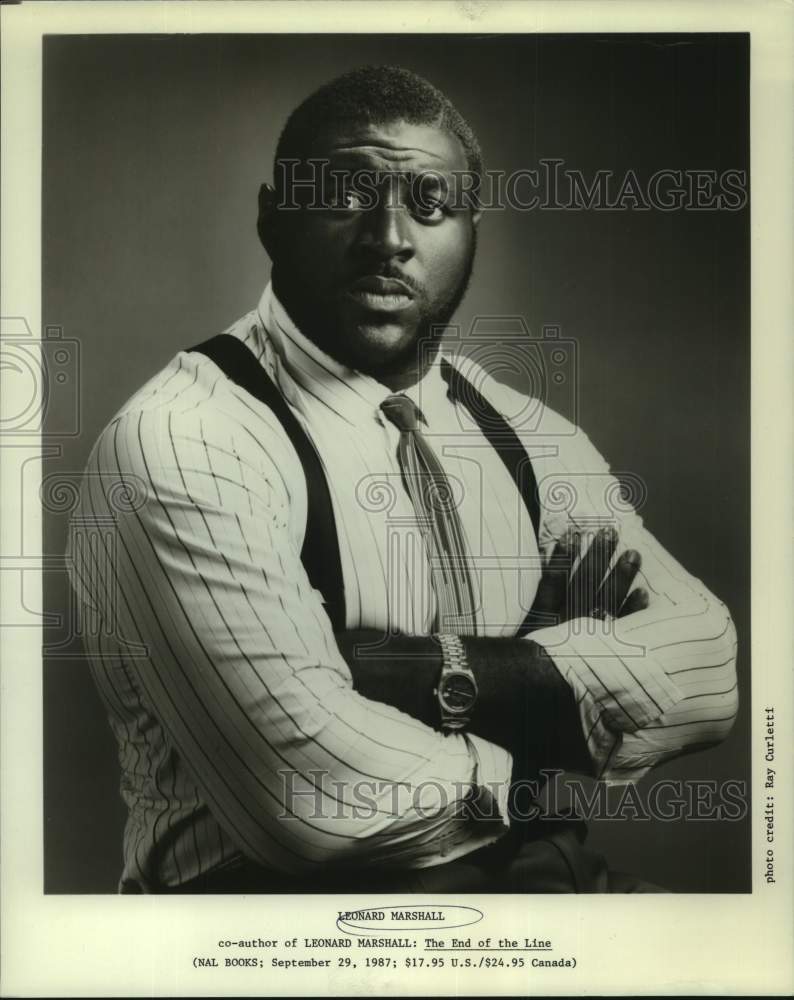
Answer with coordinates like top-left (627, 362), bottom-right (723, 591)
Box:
top-left (435, 634), bottom-right (478, 732)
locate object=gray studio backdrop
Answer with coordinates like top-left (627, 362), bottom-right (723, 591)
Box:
top-left (42, 33), bottom-right (750, 892)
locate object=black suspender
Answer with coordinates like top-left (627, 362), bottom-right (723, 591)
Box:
top-left (189, 335), bottom-right (541, 638)
top-left (439, 358), bottom-right (541, 541)
top-left (188, 334), bottom-right (346, 631)
top-left (439, 359), bottom-right (541, 639)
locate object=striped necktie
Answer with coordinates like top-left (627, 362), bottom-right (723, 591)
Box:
top-left (380, 393), bottom-right (479, 635)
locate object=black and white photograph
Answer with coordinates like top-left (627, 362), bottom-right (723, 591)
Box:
top-left (1, 2), bottom-right (792, 996)
top-left (41, 28), bottom-right (750, 896)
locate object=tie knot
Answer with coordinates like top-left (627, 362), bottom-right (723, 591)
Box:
top-left (380, 394), bottom-right (422, 432)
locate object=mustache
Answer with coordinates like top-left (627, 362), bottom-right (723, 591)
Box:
top-left (344, 267), bottom-right (423, 296)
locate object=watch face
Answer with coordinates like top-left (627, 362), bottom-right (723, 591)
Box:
top-left (440, 671), bottom-right (477, 713)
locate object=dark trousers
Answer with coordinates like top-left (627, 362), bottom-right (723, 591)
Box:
top-left (155, 822), bottom-right (667, 894)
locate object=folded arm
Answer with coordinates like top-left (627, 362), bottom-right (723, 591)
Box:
top-left (525, 423), bottom-right (740, 782)
top-left (338, 629), bottom-right (593, 779)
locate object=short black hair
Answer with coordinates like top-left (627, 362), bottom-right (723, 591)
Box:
top-left (275, 64), bottom-right (483, 182)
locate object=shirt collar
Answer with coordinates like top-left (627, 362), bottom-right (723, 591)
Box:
top-left (256, 281), bottom-right (447, 426)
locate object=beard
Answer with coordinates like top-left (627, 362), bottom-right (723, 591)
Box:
top-left (366, 240), bottom-right (477, 382)
top-left (272, 231), bottom-right (477, 383)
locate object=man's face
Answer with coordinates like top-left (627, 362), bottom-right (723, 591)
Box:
top-left (265, 119), bottom-right (479, 380)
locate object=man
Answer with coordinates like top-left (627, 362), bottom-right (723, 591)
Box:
top-left (68, 66), bottom-right (738, 893)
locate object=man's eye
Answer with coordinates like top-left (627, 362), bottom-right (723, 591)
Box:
top-left (331, 188), bottom-right (364, 211)
top-left (411, 197), bottom-right (447, 222)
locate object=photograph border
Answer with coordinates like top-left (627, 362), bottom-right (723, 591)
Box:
top-left (1, 2), bottom-right (792, 996)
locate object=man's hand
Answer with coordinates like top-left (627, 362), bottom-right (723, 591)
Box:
top-left (523, 526), bottom-right (649, 631)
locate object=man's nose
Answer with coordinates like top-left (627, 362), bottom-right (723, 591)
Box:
top-left (354, 200), bottom-right (415, 262)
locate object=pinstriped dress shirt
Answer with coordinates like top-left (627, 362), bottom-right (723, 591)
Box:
top-left (67, 283), bottom-right (738, 891)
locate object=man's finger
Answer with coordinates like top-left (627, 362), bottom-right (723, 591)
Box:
top-left (595, 549), bottom-right (642, 618)
top-left (546, 527), bottom-right (578, 579)
top-left (524, 528), bottom-right (578, 626)
top-left (618, 586), bottom-right (649, 617)
top-left (569, 525), bottom-right (618, 618)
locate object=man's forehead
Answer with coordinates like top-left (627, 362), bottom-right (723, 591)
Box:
top-left (305, 119), bottom-right (468, 172)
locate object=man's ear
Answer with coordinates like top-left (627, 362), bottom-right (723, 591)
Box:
top-left (471, 207), bottom-right (483, 228)
top-left (257, 182), bottom-right (279, 259)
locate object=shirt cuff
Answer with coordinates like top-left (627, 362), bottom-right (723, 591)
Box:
top-left (464, 732), bottom-right (512, 828)
top-left (593, 730), bottom-right (683, 786)
top-left (527, 617), bottom-right (685, 782)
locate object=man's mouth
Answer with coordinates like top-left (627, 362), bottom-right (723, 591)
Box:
top-left (344, 275), bottom-right (416, 313)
